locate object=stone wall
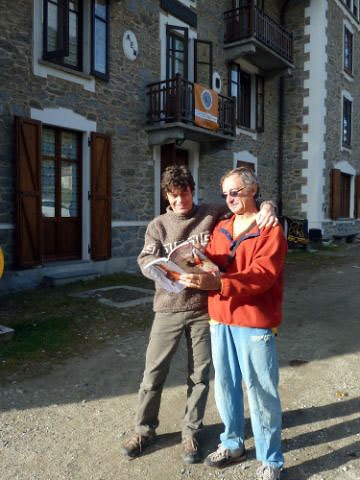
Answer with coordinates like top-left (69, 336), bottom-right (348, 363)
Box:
top-left (0, 0), bottom-right (323, 277)
top-left (323, 0), bottom-right (360, 237)
top-left (196, 0), bottom-right (283, 205)
top-left (281, 0), bottom-right (309, 218)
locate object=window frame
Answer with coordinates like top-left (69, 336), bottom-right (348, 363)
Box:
top-left (229, 63), bottom-right (264, 132)
top-left (194, 39), bottom-right (213, 88)
top-left (91, 0), bottom-right (110, 80)
top-left (166, 25), bottom-right (189, 80)
top-left (42, 0), bottom-right (109, 79)
top-left (342, 96), bottom-right (352, 148)
top-left (343, 25), bottom-right (353, 75)
top-left (43, 0), bottom-right (70, 60)
top-left (41, 125), bottom-right (82, 220)
top-left (43, 0), bottom-right (83, 71)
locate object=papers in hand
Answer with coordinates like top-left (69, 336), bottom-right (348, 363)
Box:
top-left (144, 241), bottom-right (219, 293)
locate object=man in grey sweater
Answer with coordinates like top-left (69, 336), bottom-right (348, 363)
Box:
top-left (122, 165), bottom-right (277, 464)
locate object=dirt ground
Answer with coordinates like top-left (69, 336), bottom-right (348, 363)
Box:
top-left (0, 241), bottom-right (360, 480)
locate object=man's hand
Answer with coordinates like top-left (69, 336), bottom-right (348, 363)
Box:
top-left (179, 272), bottom-right (221, 291)
top-left (257, 201), bottom-right (279, 229)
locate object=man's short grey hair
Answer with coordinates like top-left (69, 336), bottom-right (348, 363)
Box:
top-left (220, 167), bottom-right (259, 190)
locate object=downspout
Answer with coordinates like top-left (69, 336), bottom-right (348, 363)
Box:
top-left (278, 0), bottom-right (292, 216)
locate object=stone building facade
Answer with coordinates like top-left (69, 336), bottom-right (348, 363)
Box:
top-left (0, 0), bottom-right (359, 291)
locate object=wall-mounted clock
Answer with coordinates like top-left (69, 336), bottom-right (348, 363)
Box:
top-left (123, 30), bottom-right (138, 61)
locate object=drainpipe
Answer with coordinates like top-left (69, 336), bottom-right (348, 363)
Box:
top-left (278, 0), bottom-right (292, 216)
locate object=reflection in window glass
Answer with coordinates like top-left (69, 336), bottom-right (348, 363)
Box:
top-left (61, 162), bottom-right (78, 217)
top-left (47, 1), bottom-right (58, 52)
top-left (61, 131), bottom-right (78, 159)
top-left (42, 128), bottom-right (56, 156)
top-left (95, 19), bottom-right (106, 73)
top-left (68, 9), bottom-right (79, 66)
top-left (95, 0), bottom-right (107, 18)
top-left (343, 97), bottom-right (352, 147)
top-left (42, 160), bottom-right (56, 217)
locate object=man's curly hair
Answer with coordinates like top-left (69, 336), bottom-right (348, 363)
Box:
top-left (161, 165), bottom-right (195, 198)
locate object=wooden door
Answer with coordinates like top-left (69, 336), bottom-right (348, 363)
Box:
top-left (160, 144), bottom-right (189, 213)
top-left (41, 126), bottom-right (82, 261)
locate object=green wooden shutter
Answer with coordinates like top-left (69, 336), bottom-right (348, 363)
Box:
top-left (90, 133), bottom-right (112, 260)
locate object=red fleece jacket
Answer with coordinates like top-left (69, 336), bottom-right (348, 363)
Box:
top-left (206, 217), bottom-right (287, 328)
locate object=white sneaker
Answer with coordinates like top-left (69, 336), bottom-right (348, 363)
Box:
top-left (204, 444), bottom-right (246, 468)
top-left (256, 465), bottom-right (281, 480)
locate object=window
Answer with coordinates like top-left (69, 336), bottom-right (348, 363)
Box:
top-left (41, 126), bottom-right (81, 219)
top-left (230, 65), bottom-right (250, 128)
top-left (342, 0), bottom-right (360, 18)
top-left (166, 25), bottom-right (188, 79)
top-left (43, 0), bottom-right (109, 78)
top-left (92, 0), bottom-right (110, 79)
top-left (342, 96), bottom-right (352, 148)
top-left (229, 64), bottom-right (264, 131)
top-left (233, 0), bottom-right (264, 8)
top-left (344, 26), bottom-right (353, 74)
top-left (354, 0), bottom-right (359, 17)
top-left (194, 40), bottom-right (213, 88)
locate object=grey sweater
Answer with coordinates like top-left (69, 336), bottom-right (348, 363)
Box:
top-left (138, 203), bottom-right (225, 313)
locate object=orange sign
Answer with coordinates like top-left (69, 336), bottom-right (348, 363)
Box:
top-left (194, 84), bottom-right (219, 131)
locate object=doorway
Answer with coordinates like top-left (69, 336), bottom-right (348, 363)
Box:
top-left (41, 126), bottom-right (82, 261)
top-left (160, 144), bottom-right (189, 213)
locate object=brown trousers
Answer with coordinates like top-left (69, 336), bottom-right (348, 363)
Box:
top-left (135, 310), bottom-right (211, 439)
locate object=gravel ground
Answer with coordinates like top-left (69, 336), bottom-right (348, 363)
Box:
top-left (0, 242), bottom-right (360, 480)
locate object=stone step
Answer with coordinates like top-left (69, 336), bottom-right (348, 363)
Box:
top-left (0, 325), bottom-right (15, 344)
top-left (42, 269), bottom-right (98, 287)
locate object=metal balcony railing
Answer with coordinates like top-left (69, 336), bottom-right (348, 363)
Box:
top-left (146, 75), bottom-right (236, 136)
top-left (224, 3), bottom-right (293, 63)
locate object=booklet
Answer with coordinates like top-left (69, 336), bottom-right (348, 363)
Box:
top-left (144, 241), bottom-right (219, 293)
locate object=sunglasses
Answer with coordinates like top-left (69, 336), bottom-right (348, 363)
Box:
top-left (221, 186), bottom-right (246, 199)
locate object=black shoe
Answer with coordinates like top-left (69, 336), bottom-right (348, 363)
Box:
top-left (122, 432), bottom-right (155, 458)
top-left (182, 436), bottom-right (202, 464)
top-left (204, 444), bottom-right (246, 468)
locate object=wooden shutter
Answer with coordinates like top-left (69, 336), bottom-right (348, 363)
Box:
top-left (90, 133), bottom-right (111, 260)
top-left (166, 25), bottom-right (188, 80)
top-left (330, 168), bottom-right (341, 220)
top-left (355, 174), bottom-right (360, 219)
top-left (16, 117), bottom-right (42, 268)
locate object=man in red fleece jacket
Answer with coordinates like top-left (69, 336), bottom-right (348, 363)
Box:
top-left (179, 167), bottom-right (287, 480)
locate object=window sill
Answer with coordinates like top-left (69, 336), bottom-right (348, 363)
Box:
top-left (341, 144), bottom-right (352, 153)
top-left (34, 59), bottom-right (95, 92)
top-left (39, 59), bottom-right (93, 81)
top-left (342, 69), bottom-right (354, 82)
top-left (236, 126), bottom-right (257, 140)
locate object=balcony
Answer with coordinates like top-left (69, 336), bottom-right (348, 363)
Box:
top-left (224, 3), bottom-right (293, 77)
top-left (145, 75), bottom-right (235, 153)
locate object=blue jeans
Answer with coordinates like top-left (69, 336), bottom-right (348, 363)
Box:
top-left (210, 323), bottom-right (284, 469)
